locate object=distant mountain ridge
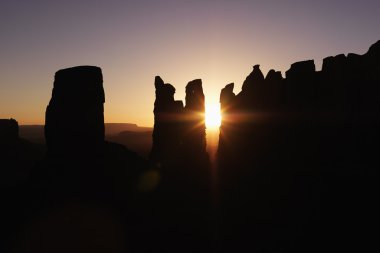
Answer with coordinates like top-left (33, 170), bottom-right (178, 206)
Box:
top-left (105, 123), bottom-right (152, 135)
top-left (19, 123), bottom-right (153, 143)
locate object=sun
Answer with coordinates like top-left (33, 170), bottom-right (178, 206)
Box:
top-left (205, 103), bottom-right (221, 128)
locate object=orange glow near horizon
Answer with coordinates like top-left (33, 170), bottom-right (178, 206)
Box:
top-left (205, 103), bottom-right (221, 129)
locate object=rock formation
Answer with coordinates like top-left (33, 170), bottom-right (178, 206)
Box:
top-left (217, 41), bottom-right (380, 253)
top-left (150, 76), bottom-right (184, 165)
top-left (238, 64), bottom-right (266, 111)
top-left (150, 77), bottom-right (208, 166)
top-left (218, 40), bottom-right (380, 170)
top-left (0, 119), bottom-right (44, 186)
top-left (183, 79), bottom-right (206, 155)
top-left (0, 118), bottom-right (19, 143)
top-left (45, 66), bottom-right (105, 158)
top-left (43, 66), bottom-right (147, 185)
top-left (148, 77), bottom-right (210, 252)
top-left (220, 83), bottom-right (235, 108)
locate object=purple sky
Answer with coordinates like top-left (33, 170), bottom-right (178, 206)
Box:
top-left (1, 0), bottom-right (379, 125)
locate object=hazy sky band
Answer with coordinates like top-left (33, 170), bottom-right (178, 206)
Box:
top-left (1, 0), bottom-right (379, 125)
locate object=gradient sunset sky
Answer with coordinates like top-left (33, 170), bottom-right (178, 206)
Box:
top-left (1, 0), bottom-right (379, 126)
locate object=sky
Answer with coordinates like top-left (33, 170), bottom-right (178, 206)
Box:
top-left (0, 0), bottom-right (379, 126)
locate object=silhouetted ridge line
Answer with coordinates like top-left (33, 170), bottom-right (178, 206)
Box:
top-left (216, 40), bottom-right (379, 252)
top-left (218, 40), bottom-right (380, 169)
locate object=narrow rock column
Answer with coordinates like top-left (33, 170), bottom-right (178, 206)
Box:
top-left (183, 79), bottom-right (206, 155)
top-left (150, 76), bottom-right (184, 165)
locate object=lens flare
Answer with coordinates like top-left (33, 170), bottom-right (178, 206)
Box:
top-left (205, 103), bottom-right (221, 128)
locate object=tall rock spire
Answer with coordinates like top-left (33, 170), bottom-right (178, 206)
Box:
top-left (45, 66), bottom-right (105, 158)
top-left (184, 79), bottom-right (206, 154)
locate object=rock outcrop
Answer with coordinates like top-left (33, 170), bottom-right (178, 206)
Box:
top-left (150, 76), bottom-right (184, 165)
top-left (219, 40), bottom-right (380, 170)
top-left (217, 41), bottom-right (380, 253)
top-left (0, 119), bottom-right (44, 186)
top-left (45, 66), bottom-right (105, 158)
top-left (41, 65), bottom-right (148, 197)
top-left (0, 118), bottom-right (19, 143)
top-left (0, 119), bottom-right (19, 166)
top-left (183, 79), bottom-right (206, 155)
top-left (150, 77), bottom-right (208, 166)
top-left (148, 77), bottom-right (210, 252)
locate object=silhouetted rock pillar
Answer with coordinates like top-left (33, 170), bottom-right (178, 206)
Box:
top-left (218, 83), bottom-right (235, 157)
top-left (45, 66), bottom-right (105, 159)
top-left (183, 79), bottom-right (206, 155)
top-left (220, 83), bottom-right (235, 112)
top-left (220, 82), bottom-right (235, 127)
top-left (150, 76), bottom-right (184, 165)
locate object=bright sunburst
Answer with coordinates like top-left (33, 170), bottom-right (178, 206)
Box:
top-left (205, 103), bottom-right (221, 128)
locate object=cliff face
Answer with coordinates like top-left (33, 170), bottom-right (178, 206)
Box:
top-left (150, 77), bottom-right (207, 166)
top-left (45, 66), bottom-right (105, 158)
top-left (218, 40), bottom-right (380, 171)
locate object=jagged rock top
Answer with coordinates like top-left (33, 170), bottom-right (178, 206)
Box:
top-left (220, 83), bottom-right (235, 104)
top-left (155, 76), bottom-right (164, 87)
top-left (285, 60), bottom-right (315, 79)
top-left (155, 76), bottom-right (175, 94)
top-left (366, 40), bottom-right (380, 56)
top-left (186, 79), bottom-right (203, 92)
top-left (154, 76), bottom-right (176, 106)
top-left (185, 79), bottom-right (204, 111)
top-left (223, 83), bottom-right (234, 93)
top-left (242, 65), bottom-right (265, 92)
top-left (265, 69), bottom-right (282, 81)
top-left (322, 54), bottom-right (347, 72)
